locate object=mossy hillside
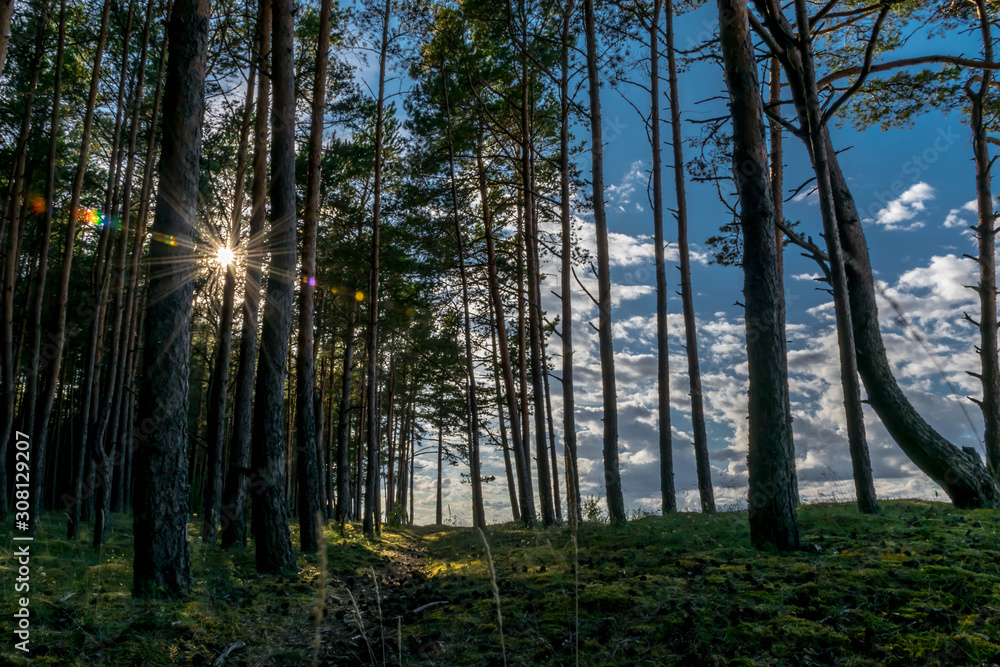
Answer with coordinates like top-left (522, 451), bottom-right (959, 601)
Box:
top-left (2, 501), bottom-right (999, 665)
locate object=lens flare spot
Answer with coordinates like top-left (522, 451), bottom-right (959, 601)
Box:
top-left (216, 247), bottom-right (235, 266)
top-left (355, 290), bottom-right (364, 302)
top-left (30, 196), bottom-right (45, 215)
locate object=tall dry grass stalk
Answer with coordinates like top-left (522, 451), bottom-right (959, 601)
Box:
top-left (313, 513), bottom-right (326, 666)
top-left (477, 527), bottom-right (507, 667)
top-left (346, 588), bottom-right (377, 664)
top-left (571, 532), bottom-right (579, 667)
top-left (371, 566), bottom-right (386, 665)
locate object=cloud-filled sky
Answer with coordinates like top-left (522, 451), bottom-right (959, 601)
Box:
top-left (401, 3), bottom-right (990, 525)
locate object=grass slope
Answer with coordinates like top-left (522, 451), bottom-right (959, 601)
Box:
top-left (2, 501), bottom-right (999, 665)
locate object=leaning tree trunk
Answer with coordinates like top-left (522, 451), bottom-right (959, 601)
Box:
top-left (295, 0), bottom-right (333, 552)
top-left (583, 0), bottom-right (626, 525)
top-left (221, 0), bottom-right (270, 550)
top-left (132, 0), bottom-right (211, 599)
top-left (666, 0), bottom-right (715, 513)
top-left (717, 0), bottom-right (799, 550)
top-left (249, 0), bottom-right (298, 574)
top-left (363, 0), bottom-right (391, 538)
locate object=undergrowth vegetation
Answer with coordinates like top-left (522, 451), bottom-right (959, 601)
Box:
top-left (2, 500), bottom-right (999, 665)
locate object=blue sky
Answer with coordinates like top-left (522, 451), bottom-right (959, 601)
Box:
top-left (348, 1), bottom-right (991, 524)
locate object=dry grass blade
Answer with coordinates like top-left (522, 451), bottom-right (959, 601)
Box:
top-left (313, 513), bottom-right (326, 666)
top-left (476, 527), bottom-right (507, 667)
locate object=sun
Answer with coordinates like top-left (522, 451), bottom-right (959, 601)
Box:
top-left (215, 246), bottom-right (235, 266)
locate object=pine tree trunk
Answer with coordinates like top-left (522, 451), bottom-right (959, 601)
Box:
top-left (968, 0), bottom-right (1000, 482)
top-left (22, 0), bottom-right (66, 529)
top-left (785, 0), bottom-right (878, 515)
top-left (490, 308), bottom-right (520, 522)
top-left (1, 8), bottom-right (46, 524)
top-left (0, 0), bottom-right (13, 79)
top-left (666, 0), bottom-right (714, 513)
top-left (363, 0), bottom-right (391, 538)
top-left (336, 296), bottom-right (358, 526)
top-left (249, 0), bottom-right (298, 574)
top-left (132, 0), bottom-right (212, 598)
top-left (442, 66), bottom-right (486, 528)
top-left (717, 0), bottom-right (799, 550)
top-left (479, 147), bottom-right (535, 525)
top-left (768, 57), bottom-right (799, 505)
top-left (647, 0), bottom-right (674, 515)
top-left (559, 0), bottom-right (581, 525)
top-left (295, 0), bottom-right (333, 553)
top-left (221, 0), bottom-right (269, 550)
top-left (583, 0), bottom-right (625, 525)
top-left (32, 0), bottom-right (113, 535)
top-left (436, 425), bottom-right (443, 525)
top-left (205, 66), bottom-right (255, 544)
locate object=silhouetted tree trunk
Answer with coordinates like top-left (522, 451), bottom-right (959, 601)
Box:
top-left (295, 0), bottom-right (333, 553)
top-left (967, 0), bottom-right (1000, 482)
top-left (132, 0), bottom-right (211, 598)
top-left (336, 296), bottom-right (357, 526)
top-left (782, 0), bottom-right (878, 515)
top-left (584, 0), bottom-right (625, 525)
top-left (646, 0), bottom-right (674, 515)
top-left (249, 0), bottom-right (298, 574)
top-left (479, 146), bottom-right (534, 525)
top-left (755, 0), bottom-right (1000, 508)
top-left (221, 0), bottom-right (269, 550)
top-left (1, 7), bottom-right (46, 524)
top-left (768, 57), bottom-right (799, 505)
top-left (436, 426), bottom-right (443, 525)
top-left (559, 0), bottom-right (581, 525)
top-left (204, 66), bottom-right (255, 544)
top-left (22, 0), bottom-right (66, 530)
top-left (363, 0), bottom-right (391, 538)
top-left (718, 0), bottom-right (799, 550)
top-left (490, 308), bottom-right (520, 522)
top-left (0, 0), bottom-right (13, 79)
top-left (442, 65), bottom-right (485, 528)
top-left (666, 0), bottom-right (714, 513)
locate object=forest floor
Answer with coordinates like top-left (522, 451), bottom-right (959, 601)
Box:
top-left (2, 500), bottom-right (1000, 666)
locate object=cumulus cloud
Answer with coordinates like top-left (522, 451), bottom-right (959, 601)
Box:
top-left (943, 199), bottom-right (978, 229)
top-left (606, 160), bottom-right (647, 213)
top-left (864, 182), bottom-right (934, 231)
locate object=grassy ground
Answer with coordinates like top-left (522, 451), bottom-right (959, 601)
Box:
top-left (2, 500), bottom-right (999, 665)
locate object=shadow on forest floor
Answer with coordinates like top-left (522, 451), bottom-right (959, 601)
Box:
top-left (2, 500), bottom-right (999, 665)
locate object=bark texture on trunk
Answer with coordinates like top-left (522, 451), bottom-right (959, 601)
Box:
top-left (718, 0), bottom-right (799, 550)
top-left (363, 0), bottom-right (391, 538)
top-left (249, 0), bottom-right (297, 574)
top-left (295, 0), bottom-right (333, 553)
top-left (221, 0), bottom-right (269, 550)
top-left (133, 0), bottom-right (212, 598)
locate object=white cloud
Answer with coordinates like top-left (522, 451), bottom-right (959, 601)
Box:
top-left (605, 160), bottom-right (647, 213)
top-left (943, 199), bottom-right (978, 229)
top-left (864, 182), bottom-right (934, 231)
